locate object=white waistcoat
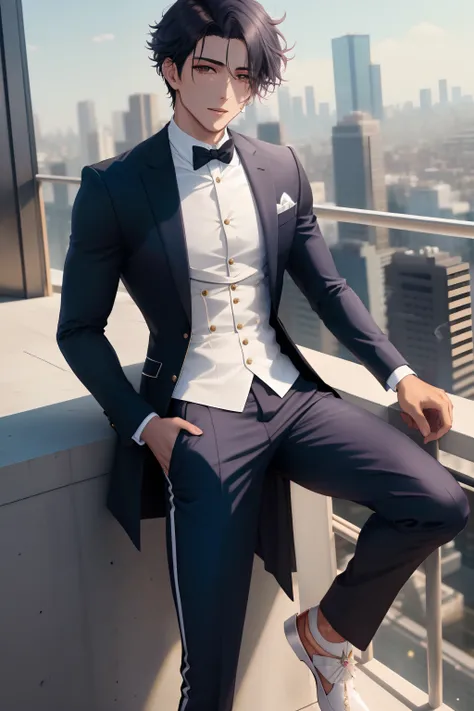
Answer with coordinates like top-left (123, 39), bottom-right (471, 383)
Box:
top-left (168, 118), bottom-right (300, 413)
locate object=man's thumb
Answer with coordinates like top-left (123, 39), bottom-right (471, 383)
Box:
top-left (408, 406), bottom-right (430, 437)
top-left (181, 418), bottom-right (203, 435)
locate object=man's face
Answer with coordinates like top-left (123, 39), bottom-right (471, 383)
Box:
top-left (171, 35), bottom-right (252, 132)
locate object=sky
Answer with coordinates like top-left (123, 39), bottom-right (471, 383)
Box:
top-left (22, 0), bottom-right (474, 133)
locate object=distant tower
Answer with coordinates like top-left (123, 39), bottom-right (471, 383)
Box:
top-left (77, 100), bottom-right (98, 165)
top-left (305, 86), bottom-right (317, 120)
top-left (420, 88), bottom-right (433, 111)
top-left (277, 85), bottom-right (292, 133)
top-left (386, 247), bottom-right (474, 397)
top-left (439, 79), bottom-right (449, 105)
top-left (257, 122), bottom-right (282, 145)
top-left (125, 93), bottom-right (160, 147)
top-left (452, 86), bottom-right (462, 104)
top-left (292, 96), bottom-right (305, 136)
top-left (318, 103), bottom-right (330, 120)
top-left (332, 34), bottom-right (373, 121)
top-left (332, 112), bottom-right (389, 249)
top-left (369, 64), bottom-right (384, 120)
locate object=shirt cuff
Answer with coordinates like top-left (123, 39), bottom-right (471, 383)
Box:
top-left (132, 412), bottom-right (160, 445)
top-left (386, 365), bottom-right (417, 392)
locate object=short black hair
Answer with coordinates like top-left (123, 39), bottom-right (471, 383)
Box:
top-left (147, 0), bottom-right (293, 108)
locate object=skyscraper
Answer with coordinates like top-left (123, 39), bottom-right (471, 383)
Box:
top-left (77, 100), bottom-right (98, 166)
top-left (124, 93), bottom-right (160, 148)
top-left (439, 79), bottom-right (449, 105)
top-left (452, 86), bottom-right (462, 103)
top-left (386, 247), bottom-right (474, 397)
top-left (277, 85), bottom-right (292, 135)
top-left (369, 64), bottom-right (384, 120)
top-left (332, 34), bottom-right (373, 121)
top-left (304, 86), bottom-right (316, 120)
top-left (332, 112), bottom-right (389, 249)
top-left (292, 95), bottom-right (305, 136)
top-left (257, 122), bottom-right (282, 145)
top-left (420, 88), bottom-right (433, 111)
top-left (319, 103), bottom-right (330, 120)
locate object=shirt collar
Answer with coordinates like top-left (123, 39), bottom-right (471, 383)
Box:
top-left (168, 116), bottom-right (234, 168)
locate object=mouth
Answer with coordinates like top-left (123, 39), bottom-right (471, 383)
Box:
top-left (208, 108), bottom-right (228, 114)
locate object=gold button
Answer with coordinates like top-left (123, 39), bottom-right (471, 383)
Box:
top-left (246, 358), bottom-right (253, 365)
top-left (183, 332), bottom-right (189, 339)
top-left (201, 289), bottom-right (208, 296)
top-left (237, 323), bottom-right (243, 329)
top-left (228, 258), bottom-right (234, 265)
top-left (111, 423), bottom-right (116, 429)
top-left (224, 218), bottom-right (230, 225)
top-left (171, 375), bottom-right (177, 382)
top-left (210, 325), bottom-right (216, 332)
top-left (233, 298), bottom-right (239, 304)
top-left (231, 284), bottom-right (237, 291)
top-left (243, 338), bottom-right (249, 345)
top-left (216, 176), bottom-right (221, 183)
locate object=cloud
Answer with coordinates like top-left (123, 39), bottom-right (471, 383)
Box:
top-left (408, 22), bottom-right (446, 38)
top-left (371, 23), bottom-right (473, 104)
top-left (92, 33), bottom-right (115, 43)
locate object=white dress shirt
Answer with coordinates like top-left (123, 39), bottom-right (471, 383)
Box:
top-left (132, 119), bottom-right (415, 444)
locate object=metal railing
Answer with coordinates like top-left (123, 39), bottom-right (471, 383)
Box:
top-left (37, 173), bottom-right (474, 708)
top-left (35, 173), bottom-right (474, 243)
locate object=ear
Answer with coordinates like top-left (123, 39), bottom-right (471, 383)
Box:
top-left (162, 57), bottom-right (179, 89)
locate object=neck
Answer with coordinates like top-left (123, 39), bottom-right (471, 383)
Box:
top-left (173, 97), bottom-right (227, 145)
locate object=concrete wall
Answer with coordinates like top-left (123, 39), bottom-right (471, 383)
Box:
top-left (0, 398), bottom-right (316, 711)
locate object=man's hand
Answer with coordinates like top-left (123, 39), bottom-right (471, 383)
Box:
top-left (141, 415), bottom-right (203, 475)
top-left (396, 374), bottom-right (453, 444)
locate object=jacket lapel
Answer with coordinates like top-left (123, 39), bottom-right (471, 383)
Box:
top-left (229, 129), bottom-right (278, 306)
top-left (140, 124), bottom-right (192, 323)
top-left (139, 124), bottom-right (279, 324)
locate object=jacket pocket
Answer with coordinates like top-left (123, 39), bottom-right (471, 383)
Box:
top-left (142, 357), bottom-right (162, 378)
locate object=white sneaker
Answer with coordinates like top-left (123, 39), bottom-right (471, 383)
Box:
top-left (284, 605), bottom-right (370, 711)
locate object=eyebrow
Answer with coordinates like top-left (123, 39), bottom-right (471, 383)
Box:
top-left (193, 56), bottom-right (249, 71)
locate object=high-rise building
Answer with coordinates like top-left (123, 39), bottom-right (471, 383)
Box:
top-left (238, 99), bottom-right (258, 137)
top-left (277, 85), bottom-right (292, 134)
top-left (305, 86), bottom-right (316, 120)
top-left (332, 34), bottom-right (373, 121)
top-left (257, 121), bottom-right (282, 145)
top-left (318, 102), bottom-right (330, 120)
top-left (124, 93), bottom-right (160, 148)
top-left (452, 86), bottom-right (462, 104)
top-left (112, 111), bottom-right (126, 143)
top-left (292, 95), bottom-right (305, 137)
top-left (77, 100), bottom-right (98, 166)
top-left (332, 112), bottom-right (389, 249)
top-left (369, 64), bottom-right (384, 121)
top-left (386, 247), bottom-right (474, 397)
top-left (439, 79), bottom-right (449, 105)
top-left (420, 88), bottom-right (433, 111)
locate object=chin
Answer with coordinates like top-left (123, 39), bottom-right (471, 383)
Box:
top-left (206, 112), bottom-right (232, 130)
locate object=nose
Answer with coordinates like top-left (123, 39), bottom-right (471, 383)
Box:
top-left (220, 73), bottom-right (235, 101)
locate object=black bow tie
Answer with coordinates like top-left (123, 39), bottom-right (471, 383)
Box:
top-left (192, 138), bottom-right (235, 170)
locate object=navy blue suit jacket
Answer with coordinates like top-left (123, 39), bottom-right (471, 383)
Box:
top-left (57, 123), bottom-right (409, 599)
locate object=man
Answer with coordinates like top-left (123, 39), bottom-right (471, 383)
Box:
top-left (56, 1), bottom-right (469, 710)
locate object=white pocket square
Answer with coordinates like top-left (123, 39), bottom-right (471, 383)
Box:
top-left (276, 192), bottom-right (296, 214)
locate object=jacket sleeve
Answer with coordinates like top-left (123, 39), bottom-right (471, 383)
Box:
top-left (286, 146), bottom-right (410, 389)
top-left (56, 166), bottom-right (155, 441)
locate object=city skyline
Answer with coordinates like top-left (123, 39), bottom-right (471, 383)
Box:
top-left (23, 0), bottom-right (474, 132)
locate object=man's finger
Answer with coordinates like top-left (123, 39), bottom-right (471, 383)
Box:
top-left (424, 400), bottom-right (452, 442)
top-left (407, 406), bottom-right (431, 437)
